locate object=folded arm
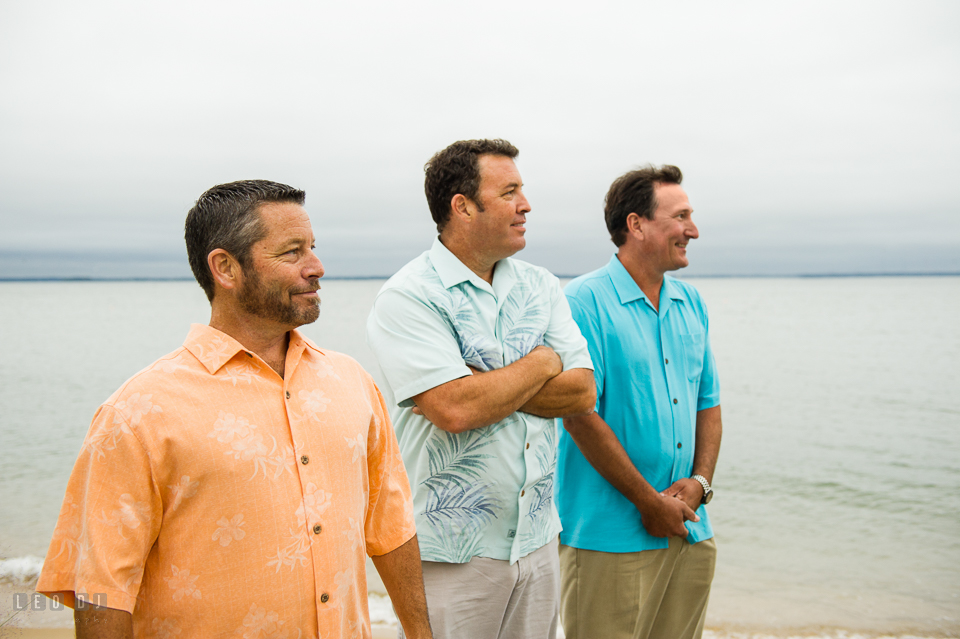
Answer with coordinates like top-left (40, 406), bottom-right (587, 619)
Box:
top-left (412, 345), bottom-right (562, 433)
top-left (563, 411), bottom-right (698, 538)
top-left (520, 367), bottom-right (596, 418)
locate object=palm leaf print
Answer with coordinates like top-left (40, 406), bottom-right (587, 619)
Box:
top-left (421, 481), bottom-right (501, 562)
top-left (423, 481), bottom-right (500, 527)
top-left (519, 421), bottom-right (558, 554)
top-left (419, 425), bottom-right (507, 560)
top-left (418, 518), bottom-right (486, 563)
top-left (421, 425), bottom-right (505, 494)
top-left (519, 509), bottom-right (555, 555)
top-left (501, 281), bottom-right (547, 364)
top-left (448, 289), bottom-right (502, 371)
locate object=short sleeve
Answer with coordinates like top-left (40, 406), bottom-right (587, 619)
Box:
top-left (363, 381), bottom-right (417, 556)
top-left (543, 276), bottom-right (594, 373)
top-left (36, 404), bottom-right (162, 612)
top-left (565, 291), bottom-right (605, 411)
top-left (697, 324), bottom-right (720, 411)
top-left (366, 287), bottom-right (471, 405)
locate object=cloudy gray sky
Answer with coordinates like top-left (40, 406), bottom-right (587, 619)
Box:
top-left (1, 0), bottom-right (958, 278)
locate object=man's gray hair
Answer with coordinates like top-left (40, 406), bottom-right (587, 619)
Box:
top-left (185, 180), bottom-right (305, 301)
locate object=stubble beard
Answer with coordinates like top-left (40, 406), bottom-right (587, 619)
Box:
top-left (237, 267), bottom-right (320, 328)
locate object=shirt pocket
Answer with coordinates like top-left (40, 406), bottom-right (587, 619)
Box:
top-left (680, 332), bottom-right (705, 382)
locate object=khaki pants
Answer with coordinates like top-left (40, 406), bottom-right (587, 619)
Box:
top-left (559, 537), bottom-right (716, 639)
top-left (400, 537), bottom-right (560, 639)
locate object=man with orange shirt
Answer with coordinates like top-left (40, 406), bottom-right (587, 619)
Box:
top-left (37, 180), bottom-right (433, 638)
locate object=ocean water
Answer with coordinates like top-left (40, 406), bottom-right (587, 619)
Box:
top-left (0, 278), bottom-right (958, 636)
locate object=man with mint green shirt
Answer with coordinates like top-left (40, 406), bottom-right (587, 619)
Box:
top-left (558, 165), bottom-right (722, 639)
top-left (366, 139), bottom-right (595, 639)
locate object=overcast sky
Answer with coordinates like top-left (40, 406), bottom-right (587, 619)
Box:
top-left (1, 0), bottom-right (958, 278)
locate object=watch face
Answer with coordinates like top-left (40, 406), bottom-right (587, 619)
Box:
top-left (702, 490), bottom-right (713, 504)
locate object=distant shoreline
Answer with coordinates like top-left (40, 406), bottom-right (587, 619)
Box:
top-left (2, 272), bottom-right (959, 282)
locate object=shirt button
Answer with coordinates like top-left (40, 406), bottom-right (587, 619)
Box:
top-left (300, 455), bottom-right (309, 465)
top-left (673, 398), bottom-right (678, 404)
top-left (525, 443), bottom-right (530, 450)
top-left (521, 490), bottom-right (525, 497)
top-left (285, 391), bottom-right (291, 399)
top-left (665, 358), bottom-right (669, 364)
top-left (677, 442), bottom-right (682, 449)
top-left (246, 352), bottom-right (253, 358)
top-left (320, 593), bottom-right (329, 603)
top-left (313, 524), bottom-right (322, 534)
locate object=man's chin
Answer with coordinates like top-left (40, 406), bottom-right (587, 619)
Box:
top-left (300, 307), bottom-right (321, 325)
top-left (670, 253), bottom-right (690, 270)
top-left (284, 304), bottom-right (320, 328)
top-left (503, 238), bottom-right (526, 259)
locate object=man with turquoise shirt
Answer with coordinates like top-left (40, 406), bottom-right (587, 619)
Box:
top-left (366, 138), bottom-right (596, 639)
top-left (558, 165), bottom-right (722, 639)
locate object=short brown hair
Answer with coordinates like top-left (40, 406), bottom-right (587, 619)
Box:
top-left (424, 139), bottom-right (519, 232)
top-left (185, 180), bottom-right (305, 301)
top-left (604, 165), bottom-right (683, 246)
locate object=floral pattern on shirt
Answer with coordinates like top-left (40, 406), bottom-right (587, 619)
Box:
top-left (165, 565), bottom-right (201, 601)
top-left (37, 324), bottom-right (416, 638)
top-left (99, 493), bottom-right (151, 537)
top-left (151, 617), bottom-right (182, 638)
top-left (167, 476), bottom-right (199, 512)
top-left (212, 514), bottom-right (246, 547)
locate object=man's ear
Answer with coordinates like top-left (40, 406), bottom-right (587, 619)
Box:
top-left (450, 194), bottom-right (472, 222)
top-left (208, 249), bottom-right (243, 293)
top-left (626, 212), bottom-right (645, 241)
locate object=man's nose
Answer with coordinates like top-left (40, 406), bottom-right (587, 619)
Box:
top-left (687, 220), bottom-right (699, 239)
top-left (305, 250), bottom-right (325, 279)
top-left (517, 191), bottom-right (532, 213)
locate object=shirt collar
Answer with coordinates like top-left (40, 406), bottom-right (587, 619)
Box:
top-left (607, 253), bottom-right (684, 307)
top-left (284, 330), bottom-right (326, 377)
top-left (428, 236), bottom-right (515, 297)
top-left (183, 324), bottom-right (324, 375)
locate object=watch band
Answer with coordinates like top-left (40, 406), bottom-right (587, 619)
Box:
top-left (691, 474), bottom-right (712, 504)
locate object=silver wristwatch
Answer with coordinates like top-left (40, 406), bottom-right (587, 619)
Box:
top-left (691, 474), bottom-right (713, 504)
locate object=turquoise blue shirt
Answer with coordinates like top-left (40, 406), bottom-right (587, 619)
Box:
top-left (367, 238), bottom-right (594, 563)
top-left (557, 254), bottom-right (720, 552)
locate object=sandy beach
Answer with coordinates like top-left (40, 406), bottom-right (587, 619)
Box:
top-left (3, 624), bottom-right (958, 639)
top-left (0, 629), bottom-right (402, 639)
top-left (3, 579), bottom-right (957, 639)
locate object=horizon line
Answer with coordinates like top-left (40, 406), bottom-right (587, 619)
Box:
top-left (2, 271), bottom-right (960, 283)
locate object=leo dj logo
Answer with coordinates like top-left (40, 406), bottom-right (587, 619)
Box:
top-left (12, 592), bottom-right (107, 611)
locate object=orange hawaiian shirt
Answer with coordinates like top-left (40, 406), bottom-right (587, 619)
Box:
top-left (37, 324), bottom-right (416, 639)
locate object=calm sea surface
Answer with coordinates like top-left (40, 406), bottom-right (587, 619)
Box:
top-left (0, 278), bottom-right (958, 635)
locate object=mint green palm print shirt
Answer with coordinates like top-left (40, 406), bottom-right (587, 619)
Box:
top-left (366, 238), bottom-right (593, 564)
